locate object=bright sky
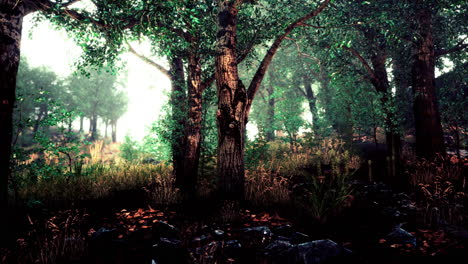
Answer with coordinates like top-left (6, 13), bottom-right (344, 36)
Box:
top-left (21, 15), bottom-right (171, 142)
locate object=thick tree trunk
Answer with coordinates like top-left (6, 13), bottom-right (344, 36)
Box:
top-left (412, 5), bottom-right (446, 158)
top-left (216, 0), bottom-right (246, 200)
top-left (0, 1), bottom-right (24, 242)
top-left (179, 53), bottom-right (203, 198)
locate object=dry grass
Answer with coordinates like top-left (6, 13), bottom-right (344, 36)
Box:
top-left (15, 210), bottom-right (88, 264)
top-left (245, 163), bottom-right (290, 207)
top-left (17, 163), bottom-right (173, 205)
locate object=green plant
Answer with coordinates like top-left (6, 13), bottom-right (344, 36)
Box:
top-left (119, 135), bottom-right (141, 162)
top-left (245, 136), bottom-right (270, 168)
top-left (302, 171), bottom-right (352, 224)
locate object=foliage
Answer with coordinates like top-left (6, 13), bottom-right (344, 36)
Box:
top-left (245, 135), bottom-right (270, 169)
top-left (119, 135), bottom-right (140, 162)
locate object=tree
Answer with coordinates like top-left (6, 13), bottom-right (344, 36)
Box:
top-left (66, 69), bottom-right (126, 142)
top-left (214, 0), bottom-right (331, 199)
top-left (0, 0), bottom-right (81, 225)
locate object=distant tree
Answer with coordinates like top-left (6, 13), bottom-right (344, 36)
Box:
top-left (14, 59), bottom-right (67, 144)
top-left (66, 70), bottom-right (127, 142)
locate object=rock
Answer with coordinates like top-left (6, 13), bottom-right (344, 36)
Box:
top-left (276, 235), bottom-right (292, 242)
top-left (152, 221), bottom-right (179, 239)
top-left (264, 240), bottom-right (293, 264)
top-left (190, 235), bottom-right (210, 247)
top-left (385, 226), bottom-right (416, 246)
top-left (240, 226), bottom-right (274, 245)
top-left (225, 239), bottom-right (242, 249)
top-left (273, 224), bottom-right (295, 237)
top-left (290, 232), bottom-right (310, 244)
top-left (224, 240), bottom-right (242, 259)
top-left (152, 237), bottom-right (190, 264)
top-left (90, 227), bottom-right (118, 241)
top-left (289, 239), bottom-right (352, 264)
top-left (213, 229), bottom-right (225, 239)
top-left (265, 240), bottom-right (292, 255)
top-left (241, 226), bottom-right (273, 237)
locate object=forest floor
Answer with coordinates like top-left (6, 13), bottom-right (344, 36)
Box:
top-left (1, 142), bottom-right (467, 263)
top-left (1, 179), bottom-right (467, 264)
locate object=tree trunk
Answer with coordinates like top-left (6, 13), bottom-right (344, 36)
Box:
top-left (0, 1), bottom-right (24, 242)
top-left (79, 115), bottom-right (84, 132)
top-left (215, 0), bottom-right (246, 200)
top-left (68, 118), bottom-right (72, 133)
top-left (303, 74), bottom-right (319, 134)
top-left (367, 40), bottom-right (401, 180)
top-left (90, 114), bottom-right (97, 141)
top-left (104, 120), bottom-right (108, 138)
top-left (89, 117), bottom-right (93, 133)
top-left (111, 120), bottom-right (117, 143)
top-left (32, 108), bottom-right (45, 136)
top-left (168, 56), bottom-right (189, 192)
top-left (265, 71), bottom-right (275, 141)
top-left (179, 53), bottom-right (203, 198)
top-left (412, 4), bottom-right (446, 158)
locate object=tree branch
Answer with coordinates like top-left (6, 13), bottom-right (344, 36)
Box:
top-left (127, 43), bottom-right (171, 79)
top-left (341, 46), bottom-right (377, 82)
top-left (435, 37), bottom-right (468, 57)
top-left (298, 19), bottom-right (376, 29)
top-left (245, 0), bottom-right (332, 119)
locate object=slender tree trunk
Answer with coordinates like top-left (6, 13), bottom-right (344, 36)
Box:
top-left (215, 0), bottom-right (246, 200)
top-left (90, 114), bottom-right (97, 141)
top-left (89, 117), bottom-right (93, 133)
top-left (365, 40), bottom-right (401, 180)
top-left (266, 71), bottom-right (275, 141)
top-left (104, 120), bottom-right (108, 138)
top-left (79, 115), bottom-right (84, 132)
top-left (111, 120), bottom-right (117, 143)
top-left (303, 75), bottom-right (319, 134)
top-left (180, 53), bottom-right (203, 198)
top-left (412, 4), bottom-right (446, 158)
top-left (33, 108), bottom-right (44, 136)
top-left (0, 1), bottom-right (24, 243)
top-left (68, 118), bottom-right (72, 133)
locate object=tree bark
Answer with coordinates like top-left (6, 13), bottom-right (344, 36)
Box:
top-left (215, 0), bottom-right (246, 200)
top-left (213, 0), bottom-right (331, 200)
top-left (168, 57), bottom-right (188, 192)
top-left (303, 74), bottom-right (319, 134)
top-left (412, 4), bottom-right (446, 158)
top-left (179, 52), bottom-right (203, 198)
top-left (90, 114), bottom-right (97, 141)
top-left (79, 115), bottom-right (84, 132)
top-left (369, 46), bottom-right (401, 180)
top-left (265, 71), bottom-right (275, 141)
top-left (111, 120), bottom-right (117, 143)
top-left (0, 1), bottom-right (24, 242)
